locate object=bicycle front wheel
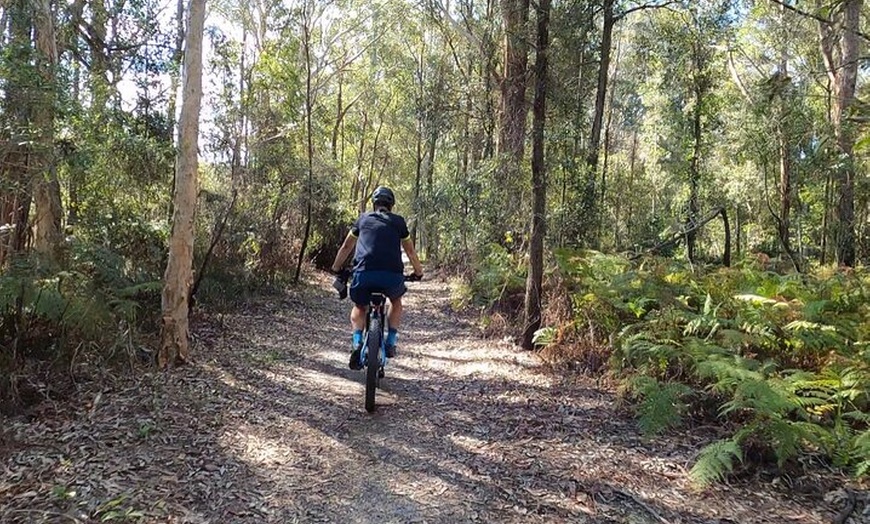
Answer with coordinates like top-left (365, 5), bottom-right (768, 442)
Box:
top-left (365, 317), bottom-right (382, 413)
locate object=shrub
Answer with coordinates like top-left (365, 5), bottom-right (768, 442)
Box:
top-left (536, 250), bottom-right (870, 484)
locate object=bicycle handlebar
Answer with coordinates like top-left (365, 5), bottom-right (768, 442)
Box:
top-left (331, 269), bottom-right (422, 299)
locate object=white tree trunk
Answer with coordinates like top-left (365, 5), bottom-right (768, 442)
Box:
top-left (159, 0), bottom-right (206, 368)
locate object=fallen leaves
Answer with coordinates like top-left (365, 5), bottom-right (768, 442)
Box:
top-left (0, 275), bottom-right (856, 523)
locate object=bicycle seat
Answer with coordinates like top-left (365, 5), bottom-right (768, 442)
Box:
top-left (369, 293), bottom-right (386, 306)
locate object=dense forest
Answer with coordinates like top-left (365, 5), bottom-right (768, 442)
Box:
top-left (2, 0), bottom-right (870, 495)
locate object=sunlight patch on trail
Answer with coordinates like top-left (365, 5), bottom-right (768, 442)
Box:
top-left (258, 367), bottom-right (359, 400)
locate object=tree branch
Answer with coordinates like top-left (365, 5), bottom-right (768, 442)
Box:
top-left (768, 0), bottom-right (870, 42)
top-left (616, 0), bottom-right (679, 20)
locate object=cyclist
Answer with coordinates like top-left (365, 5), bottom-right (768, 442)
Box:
top-left (330, 186), bottom-right (424, 369)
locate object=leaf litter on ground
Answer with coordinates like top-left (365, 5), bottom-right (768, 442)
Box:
top-left (0, 273), bottom-right (863, 523)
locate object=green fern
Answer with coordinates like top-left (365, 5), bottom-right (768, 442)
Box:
top-left (720, 377), bottom-right (802, 418)
top-left (630, 376), bottom-right (692, 435)
top-left (690, 438), bottom-right (743, 486)
top-left (695, 354), bottom-right (763, 394)
top-left (762, 419), bottom-right (828, 466)
top-left (853, 430), bottom-right (870, 477)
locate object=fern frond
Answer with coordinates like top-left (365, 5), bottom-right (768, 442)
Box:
top-left (720, 377), bottom-right (801, 418)
top-left (695, 355), bottom-right (761, 395)
top-left (630, 376), bottom-right (692, 435)
top-left (763, 419), bottom-right (825, 466)
top-left (690, 439), bottom-right (743, 486)
top-left (852, 430), bottom-right (870, 478)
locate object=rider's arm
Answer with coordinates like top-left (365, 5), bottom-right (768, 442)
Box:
top-left (331, 233), bottom-right (357, 272)
top-left (401, 238), bottom-right (424, 276)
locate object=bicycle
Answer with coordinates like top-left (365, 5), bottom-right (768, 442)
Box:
top-left (333, 270), bottom-right (421, 412)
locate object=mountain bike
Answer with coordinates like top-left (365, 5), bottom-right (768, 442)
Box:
top-left (334, 271), bottom-right (421, 412)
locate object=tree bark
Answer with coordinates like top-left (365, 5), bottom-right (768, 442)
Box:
top-left (818, 0), bottom-right (862, 266)
top-left (686, 41), bottom-right (706, 263)
top-left (583, 0), bottom-right (614, 245)
top-left (1, 0), bottom-right (33, 264)
top-left (159, 0), bottom-right (206, 369)
top-left (720, 207), bottom-right (731, 267)
top-left (167, 0), bottom-right (185, 135)
top-left (775, 3), bottom-right (793, 260)
top-left (90, 0), bottom-right (109, 109)
top-left (494, 0), bottom-right (529, 236)
top-left (294, 8), bottom-right (314, 284)
top-left (498, 0), bottom-right (530, 161)
top-left (521, 0), bottom-right (549, 350)
top-left (32, 0), bottom-right (63, 261)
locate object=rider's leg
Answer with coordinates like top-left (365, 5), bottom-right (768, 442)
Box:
top-left (350, 304), bottom-right (366, 349)
top-left (387, 296), bottom-right (403, 329)
top-left (385, 296), bottom-right (403, 356)
top-left (351, 304), bottom-right (366, 331)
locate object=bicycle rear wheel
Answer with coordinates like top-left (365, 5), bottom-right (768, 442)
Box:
top-left (365, 317), bottom-right (382, 413)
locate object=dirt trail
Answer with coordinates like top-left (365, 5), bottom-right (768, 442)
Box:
top-left (0, 276), bottom-right (849, 523)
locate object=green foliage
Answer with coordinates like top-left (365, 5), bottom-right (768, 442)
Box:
top-left (546, 250), bottom-right (870, 483)
top-left (690, 439), bottom-right (743, 486)
top-left (0, 245), bottom-right (162, 406)
top-left (629, 376), bottom-right (692, 435)
top-left (468, 244), bottom-right (527, 309)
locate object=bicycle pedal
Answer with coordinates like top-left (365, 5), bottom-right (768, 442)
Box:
top-left (378, 367), bottom-right (385, 379)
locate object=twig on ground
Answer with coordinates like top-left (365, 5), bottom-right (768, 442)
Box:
top-left (614, 489), bottom-right (672, 524)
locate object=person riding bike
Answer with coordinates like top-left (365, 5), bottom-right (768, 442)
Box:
top-left (330, 186), bottom-right (424, 370)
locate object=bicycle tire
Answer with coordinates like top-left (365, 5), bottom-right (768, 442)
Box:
top-left (365, 316), bottom-right (382, 413)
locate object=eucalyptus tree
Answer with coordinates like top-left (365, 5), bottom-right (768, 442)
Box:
top-left (632, 2), bottom-right (731, 261)
top-left (32, 0), bottom-right (63, 260)
top-left (818, 0), bottom-right (863, 266)
top-left (521, 0), bottom-right (550, 350)
top-left (160, 0), bottom-right (207, 368)
top-left (0, 0), bottom-right (64, 264)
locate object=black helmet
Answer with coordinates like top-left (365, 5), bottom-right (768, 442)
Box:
top-left (371, 186), bottom-right (395, 207)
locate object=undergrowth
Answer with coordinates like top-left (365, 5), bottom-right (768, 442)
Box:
top-left (525, 250), bottom-right (870, 486)
top-left (0, 244), bottom-right (162, 411)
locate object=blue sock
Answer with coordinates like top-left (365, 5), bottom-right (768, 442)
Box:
top-left (386, 328), bottom-right (398, 346)
top-left (352, 330), bottom-right (363, 349)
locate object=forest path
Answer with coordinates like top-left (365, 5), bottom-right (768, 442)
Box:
top-left (1, 275), bottom-right (841, 523)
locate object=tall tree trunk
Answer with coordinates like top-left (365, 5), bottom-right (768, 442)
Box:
top-left (819, 0), bottom-right (862, 266)
top-left (494, 0), bottom-right (529, 235)
top-left (776, 3), bottom-right (793, 260)
top-left (159, 0), bottom-right (206, 369)
top-left (351, 111), bottom-right (368, 211)
top-left (583, 0), bottom-right (614, 245)
top-left (32, 0), bottom-right (63, 261)
top-left (332, 68), bottom-right (343, 161)
top-left (412, 114), bottom-right (423, 246)
top-left (168, 0), bottom-right (185, 132)
top-left (600, 33), bottom-right (621, 245)
top-left (626, 129), bottom-right (638, 243)
top-left (521, 0), bottom-right (549, 350)
top-left (498, 0), bottom-right (529, 160)
top-left (1, 0), bottom-right (33, 264)
top-left (411, 41), bottom-right (425, 246)
top-left (822, 169), bottom-right (832, 264)
top-left (294, 13), bottom-right (314, 284)
top-left (90, 0), bottom-right (109, 110)
top-left (686, 70), bottom-right (703, 262)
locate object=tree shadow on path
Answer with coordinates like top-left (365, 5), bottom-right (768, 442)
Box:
top-left (0, 276), bottom-right (844, 524)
